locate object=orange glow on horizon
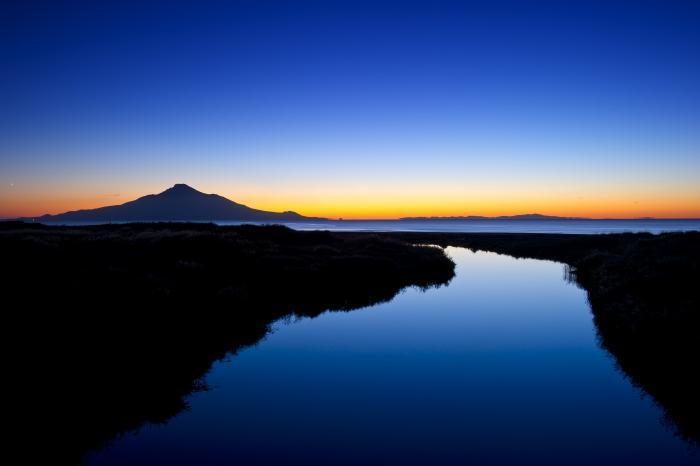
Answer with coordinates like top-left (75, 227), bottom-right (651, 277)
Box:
top-left (2, 183), bottom-right (698, 220)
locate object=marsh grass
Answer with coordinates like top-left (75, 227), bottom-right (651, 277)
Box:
top-left (1, 222), bottom-right (455, 464)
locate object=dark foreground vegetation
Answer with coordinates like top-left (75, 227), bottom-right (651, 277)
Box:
top-left (3, 222), bottom-right (698, 462)
top-left (0, 222), bottom-right (454, 464)
top-left (383, 231), bottom-right (700, 445)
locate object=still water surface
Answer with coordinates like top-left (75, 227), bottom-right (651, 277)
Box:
top-left (86, 248), bottom-right (698, 465)
top-left (230, 219), bottom-right (700, 234)
top-left (48, 218), bottom-right (700, 234)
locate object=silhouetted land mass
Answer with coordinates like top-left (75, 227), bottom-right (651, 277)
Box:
top-left (0, 222), bottom-right (453, 464)
top-left (399, 214), bottom-right (700, 221)
top-left (3, 223), bottom-right (698, 462)
top-left (30, 184), bottom-right (326, 222)
top-left (383, 230), bottom-right (700, 445)
top-left (399, 213), bottom-right (585, 220)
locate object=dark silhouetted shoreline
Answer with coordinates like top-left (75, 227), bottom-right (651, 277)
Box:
top-left (1, 222), bottom-right (454, 464)
top-left (3, 222), bottom-right (698, 463)
top-left (383, 230), bottom-right (700, 445)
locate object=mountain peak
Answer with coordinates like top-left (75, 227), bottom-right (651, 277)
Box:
top-left (161, 183), bottom-right (202, 196)
top-left (34, 183), bottom-right (321, 222)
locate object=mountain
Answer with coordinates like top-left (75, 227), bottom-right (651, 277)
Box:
top-left (35, 184), bottom-right (323, 223)
top-left (400, 214), bottom-right (586, 221)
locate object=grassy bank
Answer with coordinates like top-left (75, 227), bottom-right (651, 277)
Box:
top-left (3, 222), bottom-right (698, 461)
top-left (382, 230), bottom-right (700, 444)
top-left (1, 222), bottom-right (454, 464)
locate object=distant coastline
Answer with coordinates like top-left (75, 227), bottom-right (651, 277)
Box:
top-left (398, 214), bottom-right (700, 221)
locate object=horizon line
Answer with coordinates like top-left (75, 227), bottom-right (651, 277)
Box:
top-left (3, 183), bottom-right (699, 221)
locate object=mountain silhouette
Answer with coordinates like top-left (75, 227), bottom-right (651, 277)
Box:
top-left (37, 184), bottom-right (322, 222)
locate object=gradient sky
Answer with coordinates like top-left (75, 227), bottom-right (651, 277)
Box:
top-left (2, 0), bottom-right (699, 219)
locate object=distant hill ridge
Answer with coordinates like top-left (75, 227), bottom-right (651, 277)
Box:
top-left (35, 184), bottom-right (324, 222)
top-left (400, 214), bottom-right (587, 221)
top-left (399, 214), bottom-right (699, 221)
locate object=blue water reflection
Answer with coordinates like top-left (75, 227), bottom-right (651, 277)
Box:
top-left (86, 248), bottom-right (698, 465)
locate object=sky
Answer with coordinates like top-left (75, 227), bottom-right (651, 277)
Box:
top-left (2, 0), bottom-right (699, 219)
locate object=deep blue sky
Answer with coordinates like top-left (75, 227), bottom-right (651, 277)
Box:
top-left (2, 1), bottom-right (699, 217)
